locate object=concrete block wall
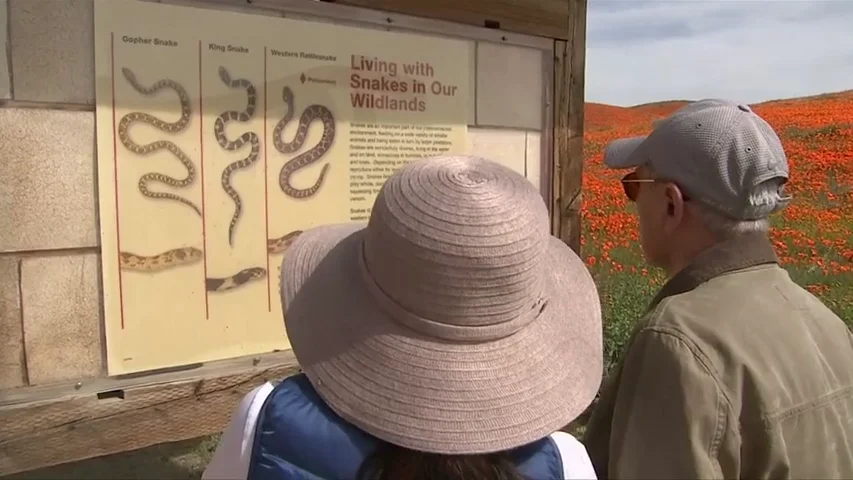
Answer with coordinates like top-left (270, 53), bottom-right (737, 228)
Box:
top-left (0, 0), bottom-right (549, 390)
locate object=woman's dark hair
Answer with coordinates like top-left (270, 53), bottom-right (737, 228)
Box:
top-left (356, 442), bottom-right (525, 480)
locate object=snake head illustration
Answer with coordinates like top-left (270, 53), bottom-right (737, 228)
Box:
top-left (282, 86), bottom-right (294, 104)
top-left (249, 267), bottom-right (267, 279)
top-left (218, 65), bottom-right (231, 84)
top-left (121, 67), bottom-right (136, 83)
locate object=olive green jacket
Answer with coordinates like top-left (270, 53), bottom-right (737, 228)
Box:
top-left (583, 233), bottom-right (853, 479)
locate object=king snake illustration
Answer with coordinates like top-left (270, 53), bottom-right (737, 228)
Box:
top-left (214, 66), bottom-right (261, 247)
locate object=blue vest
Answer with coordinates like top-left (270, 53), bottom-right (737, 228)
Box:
top-left (247, 374), bottom-right (566, 480)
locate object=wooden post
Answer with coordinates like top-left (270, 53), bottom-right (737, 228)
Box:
top-left (551, 0), bottom-right (587, 254)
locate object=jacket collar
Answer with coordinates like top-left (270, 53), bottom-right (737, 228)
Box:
top-left (250, 374), bottom-right (566, 480)
top-left (647, 232), bottom-right (779, 311)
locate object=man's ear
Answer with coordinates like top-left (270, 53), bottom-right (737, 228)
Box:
top-left (663, 184), bottom-right (686, 228)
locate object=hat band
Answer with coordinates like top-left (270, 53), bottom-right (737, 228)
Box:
top-left (357, 239), bottom-right (547, 342)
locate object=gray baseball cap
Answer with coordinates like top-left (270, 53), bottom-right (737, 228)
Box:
top-left (604, 99), bottom-right (791, 220)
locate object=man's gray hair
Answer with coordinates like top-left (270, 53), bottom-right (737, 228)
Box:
top-left (689, 195), bottom-right (771, 240)
top-left (647, 164), bottom-right (778, 239)
top-left (690, 178), bottom-right (789, 239)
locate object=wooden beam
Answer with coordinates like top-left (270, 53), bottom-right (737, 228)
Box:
top-left (551, 0), bottom-right (587, 254)
top-left (0, 350), bottom-right (297, 407)
top-left (329, 0), bottom-right (570, 40)
top-left (180, 0), bottom-right (554, 50)
top-left (0, 352), bottom-right (300, 476)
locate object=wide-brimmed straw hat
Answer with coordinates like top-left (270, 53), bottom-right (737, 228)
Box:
top-left (280, 155), bottom-right (602, 455)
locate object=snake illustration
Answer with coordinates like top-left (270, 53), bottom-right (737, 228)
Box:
top-left (116, 230), bottom-right (302, 293)
top-left (214, 66), bottom-right (261, 247)
top-left (118, 67), bottom-right (201, 216)
top-left (206, 267), bottom-right (267, 292)
top-left (119, 247), bottom-right (204, 272)
top-left (267, 229), bottom-right (303, 254)
top-left (273, 86), bottom-right (336, 199)
top-left (270, 230), bottom-right (303, 294)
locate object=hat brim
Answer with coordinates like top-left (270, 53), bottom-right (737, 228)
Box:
top-left (280, 223), bottom-right (603, 455)
top-left (604, 136), bottom-right (648, 169)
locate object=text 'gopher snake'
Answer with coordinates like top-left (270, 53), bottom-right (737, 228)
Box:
top-left (118, 67), bottom-right (201, 216)
top-left (118, 230), bottom-right (303, 292)
top-left (214, 66), bottom-right (261, 247)
top-left (274, 86), bottom-right (336, 199)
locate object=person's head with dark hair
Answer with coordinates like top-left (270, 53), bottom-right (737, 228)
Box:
top-left (356, 443), bottom-right (526, 480)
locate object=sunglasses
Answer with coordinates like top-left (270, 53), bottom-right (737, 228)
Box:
top-left (620, 171), bottom-right (691, 202)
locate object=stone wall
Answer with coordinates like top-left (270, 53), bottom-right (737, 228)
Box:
top-left (0, 0), bottom-right (550, 390)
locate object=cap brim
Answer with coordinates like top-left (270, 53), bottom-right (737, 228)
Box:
top-left (604, 136), bottom-right (648, 169)
top-left (279, 223), bottom-right (603, 455)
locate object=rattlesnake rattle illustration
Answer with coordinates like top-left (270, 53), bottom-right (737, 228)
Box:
top-left (117, 231), bottom-right (303, 292)
top-left (118, 68), bottom-right (201, 216)
top-left (273, 86), bottom-right (336, 199)
top-left (214, 66), bottom-right (261, 247)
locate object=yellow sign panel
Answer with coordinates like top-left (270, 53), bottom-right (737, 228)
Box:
top-left (93, 0), bottom-right (470, 374)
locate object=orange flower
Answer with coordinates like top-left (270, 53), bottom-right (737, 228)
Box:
top-left (582, 92), bottom-right (853, 279)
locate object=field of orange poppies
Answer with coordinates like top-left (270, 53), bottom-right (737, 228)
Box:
top-left (583, 92), bottom-right (853, 370)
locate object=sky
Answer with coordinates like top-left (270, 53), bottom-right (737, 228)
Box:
top-left (585, 0), bottom-right (853, 106)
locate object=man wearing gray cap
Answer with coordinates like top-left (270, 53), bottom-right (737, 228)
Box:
top-left (582, 99), bottom-right (853, 478)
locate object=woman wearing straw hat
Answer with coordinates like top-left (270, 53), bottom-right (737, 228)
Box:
top-left (203, 155), bottom-right (603, 480)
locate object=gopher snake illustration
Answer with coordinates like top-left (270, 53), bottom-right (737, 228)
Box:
top-left (273, 86), bottom-right (336, 199)
top-left (117, 230), bottom-right (303, 292)
top-left (118, 67), bottom-right (201, 216)
top-left (119, 247), bottom-right (204, 272)
top-left (214, 66), bottom-right (261, 247)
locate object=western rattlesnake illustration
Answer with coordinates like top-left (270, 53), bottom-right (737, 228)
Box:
top-left (118, 67), bottom-right (201, 216)
top-left (267, 229), bottom-right (303, 254)
top-left (214, 66), bottom-right (261, 247)
top-left (273, 86), bottom-right (336, 199)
